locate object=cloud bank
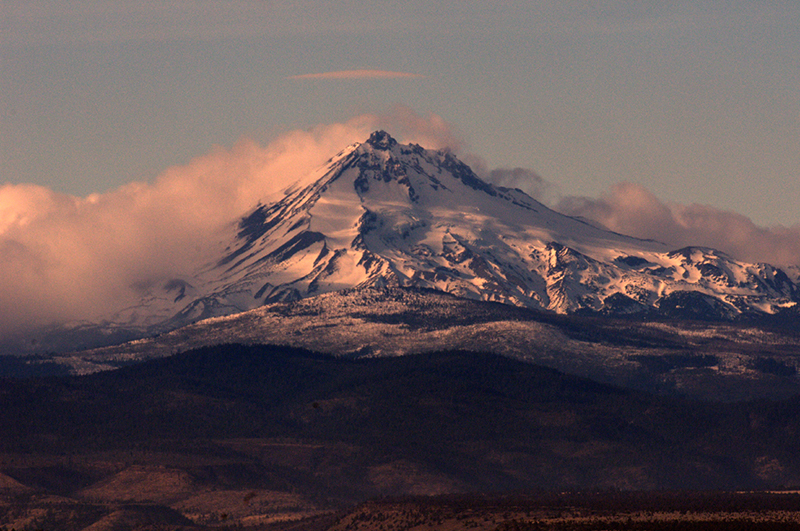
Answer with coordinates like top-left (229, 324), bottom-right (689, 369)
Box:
top-left (473, 164), bottom-right (800, 270)
top-left (0, 109), bottom-right (461, 338)
top-left (554, 183), bottom-right (800, 268)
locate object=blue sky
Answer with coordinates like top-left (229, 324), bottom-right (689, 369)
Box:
top-left (2, 0), bottom-right (799, 227)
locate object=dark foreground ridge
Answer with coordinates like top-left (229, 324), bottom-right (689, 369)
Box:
top-left (14, 287), bottom-right (800, 403)
top-left (326, 492), bottom-right (800, 531)
top-left (3, 344), bottom-right (800, 528)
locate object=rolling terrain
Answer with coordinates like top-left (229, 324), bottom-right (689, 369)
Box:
top-left (4, 344), bottom-right (800, 528)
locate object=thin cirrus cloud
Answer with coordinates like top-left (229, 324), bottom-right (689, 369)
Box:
top-left (288, 70), bottom-right (425, 80)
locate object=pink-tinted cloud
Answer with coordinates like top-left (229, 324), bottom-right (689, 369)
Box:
top-left (0, 111), bottom-right (461, 338)
top-left (556, 182), bottom-right (800, 267)
top-left (287, 70), bottom-right (425, 80)
top-left (371, 105), bottom-right (465, 152)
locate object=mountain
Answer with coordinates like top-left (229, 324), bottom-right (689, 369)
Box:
top-left (5, 131), bottom-right (800, 356)
top-left (115, 131), bottom-right (800, 330)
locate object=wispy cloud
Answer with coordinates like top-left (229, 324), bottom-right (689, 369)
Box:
top-left (6, 105), bottom-right (798, 340)
top-left (554, 183), bottom-right (800, 268)
top-left (288, 70), bottom-right (425, 80)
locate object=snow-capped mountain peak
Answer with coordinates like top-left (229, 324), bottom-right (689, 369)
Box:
top-left (75, 131), bottom-right (800, 339)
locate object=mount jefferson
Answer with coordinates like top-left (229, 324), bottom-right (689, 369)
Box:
top-left (29, 131), bottom-right (800, 352)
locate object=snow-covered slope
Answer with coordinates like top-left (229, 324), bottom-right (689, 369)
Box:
top-left (96, 130), bottom-right (798, 337)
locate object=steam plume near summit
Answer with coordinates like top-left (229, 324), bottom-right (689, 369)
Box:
top-left (1, 108), bottom-right (799, 338)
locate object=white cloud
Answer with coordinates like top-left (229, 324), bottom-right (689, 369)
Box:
top-left (4, 106), bottom-right (798, 341)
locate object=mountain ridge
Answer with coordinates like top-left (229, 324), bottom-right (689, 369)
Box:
top-left (4, 131), bottom-right (800, 356)
top-left (36, 286), bottom-right (800, 402)
top-left (141, 130), bottom-right (799, 325)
